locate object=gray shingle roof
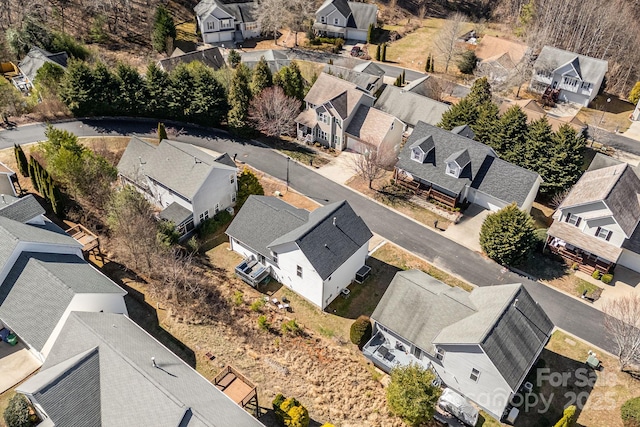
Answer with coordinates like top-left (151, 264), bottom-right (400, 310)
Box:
top-left (397, 122), bottom-right (540, 206)
top-left (159, 47), bottom-right (225, 73)
top-left (0, 194), bottom-right (45, 223)
top-left (18, 47), bottom-right (68, 84)
top-left (195, 0), bottom-right (256, 23)
top-left (373, 270), bottom-right (553, 390)
top-left (410, 135), bottom-right (435, 153)
top-left (348, 1), bottom-right (377, 30)
top-left (24, 312), bottom-right (265, 427)
top-left (227, 196), bottom-right (372, 280)
top-left (451, 124), bottom-right (475, 140)
top-left (303, 73), bottom-right (369, 120)
top-left (18, 347), bottom-right (102, 427)
top-left (118, 138), bottom-right (237, 201)
top-left (351, 61), bottom-right (385, 77)
top-left (374, 85), bottom-right (450, 127)
top-left (323, 64), bottom-right (379, 92)
top-left (446, 149), bottom-right (471, 168)
top-left (319, 0), bottom-right (351, 19)
top-left (160, 202), bottom-right (193, 225)
top-left (534, 46), bottom-right (608, 83)
top-left (0, 252), bottom-right (125, 352)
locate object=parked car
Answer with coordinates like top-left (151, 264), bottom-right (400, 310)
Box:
top-left (350, 44), bottom-right (366, 57)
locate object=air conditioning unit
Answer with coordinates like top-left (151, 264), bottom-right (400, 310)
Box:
top-left (226, 207), bottom-right (234, 216)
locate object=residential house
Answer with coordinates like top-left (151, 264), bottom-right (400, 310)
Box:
top-left (363, 270), bottom-right (553, 421)
top-left (530, 46), bottom-right (608, 107)
top-left (399, 76), bottom-right (436, 98)
top-left (345, 106), bottom-right (404, 157)
top-left (195, 0), bottom-right (259, 45)
top-left (296, 72), bottom-right (398, 153)
top-left (0, 162), bottom-right (18, 197)
top-left (117, 137), bottom-right (238, 236)
top-left (17, 311), bottom-right (265, 427)
top-left (158, 46), bottom-right (225, 72)
top-left (239, 49), bottom-right (291, 73)
top-left (352, 61), bottom-right (385, 78)
top-left (323, 64), bottom-right (383, 95)
top-left (374, 84), bottom-right (450, 130)
top-left (632, 99), bottom-right (640, 121)
top-left (12, 47), bottom-right (68, 92)
top-left (499, 99), bottom-right (586, 134)
top-left (0, 213), bottom-right (128, 363)
top-left (475, 35), bottom-right (531, 84)
top-left (313, 0), bottom-right (377, 42)
top-left (394, 121), bottom-right (542, 212)
top-left (546, 155), bottom-right (640, 274)
top-left (226, 196), bottom-right (372, 310)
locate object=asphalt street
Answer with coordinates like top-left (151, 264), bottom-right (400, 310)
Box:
top-left (0, 118), bottom-right (616, 354)
top-left (587, 125), bottom-right (640, 155)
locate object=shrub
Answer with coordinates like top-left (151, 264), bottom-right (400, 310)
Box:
top-left (457, 50), bottom-right (477, 74)
top-left (258, 315), bottom-right (270, 330)
top-left (601, 274), bottom-right (614, 284)
top-left (321, 424), bottom-right (336, 427)
top-left (273, 396), bottom-right (310, 427)
top-left (571, 263), bottom-right (579, 270)
top-left (350, 315), bottom-right (372, 349)
top-left (553, 405), bottom-right (576, 427)
top-left (479, 203), bottom-right (537, 266)
top-left (622, 397), bottom-right (640, 427)
top-left (3, 394), bottom-right (33, 427)
top-left (250, 298), bottom-right (265, 312)
top-left (197, 210), bottom-right (233, 238)
top-left (282, 319), bottom-right (301, 335)
top-left (629, 81), bottom-right (640, 105)
top-left (592, 270), bottom-right (602, 280)
top-left (233, 291), bottom-right (244, 306)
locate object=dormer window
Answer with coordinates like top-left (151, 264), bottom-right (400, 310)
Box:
top-left (411, 148), bottom-right (425, 163)
top-left (445, 162), bottom-right (459, 178)
top-left (596, 227), bottom-right (612, 241)
top-left (409, 136), bottom-right (434, 164)
top-left (566, 213), bottom-right (582, 227)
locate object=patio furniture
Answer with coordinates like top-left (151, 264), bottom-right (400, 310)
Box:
top-left (278, 304), bottom-right (284, 310)
top-left (283, 303), bottom-right (290, 311)
top-left (377, 346), bottom-right (389, 358)
top-left (272, 298), bottom-right (278, 304)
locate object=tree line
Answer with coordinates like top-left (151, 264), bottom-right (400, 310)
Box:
top-left (438, 78), bottom-right (585, 197)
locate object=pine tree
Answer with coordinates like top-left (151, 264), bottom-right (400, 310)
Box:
top-left (251, 56), bottom-right (273, 95)
top-left (145, 63), bottom-right (171, 118)
top-left (28, 158), bottom-right (37, 189)
top-left (425, 54), bottom-right (431, 73)
top-left (376, 44), bottom-right (381, 61)
top-left (495, 105), bottom-right (528, 161)
top-left (117, 63), bottom-right (149, 116)
top-left (523, 117), bottom-right (553, 174)
top-left (479, 203), bottom-right (537, 266)
top-left (59, 59), bottom-right (96, 116)
top-left (381, 43), bottom-right (387, 62)
top-left (367, 23), bottom-right (374, 43)
top-left (228, 63), bottom-right (252, 131)
top-left (437, 98), bottom-right (478, 130)
top-left (168, 63), bottom-right (196, 119)
top-left (189, 62), bottom-right (228, 126)
top-left (542, 124), bottom-right (585, 196)
top-left (470, 102), bottom-right (499, 145)
top-left (402, 70), bottom-right (406, 85)
top-left (92, 61), bottom-right (120, 116)
top-left (429, 54), bottom-right (435, 72)
top-left (274, 62), bottom-right (305, 100)
top-left (228, 49), bottom-right (241, 68)
top-left (14, 144), bottom-right (29, 177)
top-left (152, 5), bottom-right (176, 53)
top-left (467, 77), bottom-right (492, 108)
top-left (158, 122), bottom-right (167, 142)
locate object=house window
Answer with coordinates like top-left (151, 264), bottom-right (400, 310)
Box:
top-left (390, 121), bottom-right (394, 130)
top-left (411, 148), bottom-right (423, 162)
top-left (272, 251), bottom-right (278, 265)
top-left (214, 203), bottom-right (220, 214)
top-left (258, 254), bottom-right (265, 264)
top-left (297, 265), bottom-right (303, 278)
top-left (317, 112), bottom-right (329, 124)
top-left (333, 134), bottom-right (341, 145)
top-left (221, 19), bottom-right (232, 29)
top-left (436, 347), bottom-right (445, 361)
top-left (232, 192), bottom-right (237, 202)
top-left (318, 130), bottom-right (328, 140)
top-left (412, 346), bottom-right (422, 359)
top-left (596, 227), bottom-right (612, 241)
top-left (566, 213), bottom-right (582, 227)
top-left (334, 18), bottom-right (339, 25)
top-left (230, 174), bottom-right (235, 184)
top-left (321, 16), bottom-right (326, 23)
top-left (470, 368), bottom-right (480, 382)
top-left (445, 163), bottom-right (458, 177)
top-left (199, 210), bottom-right (209, 221)
top-left (206, 21), bottom-right (215, 31)
top-left (245, 22), bottom-right (258, 31)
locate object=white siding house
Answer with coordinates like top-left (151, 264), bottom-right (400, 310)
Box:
top-left (226, 196), bottom-right (373, 310)
top-left (117, 137), bottom-right (238, 237)
top-left (364, 270), bottom-right (553, 421)
top-left (313, 0), bottom-right (377, 42)
top-left (195, 0), bottom-right (259, 45)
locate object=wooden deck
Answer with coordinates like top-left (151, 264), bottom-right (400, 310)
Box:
top-left (394, 169), bottom-right (458, 208)
top-left (214, 365), bottom-right (259, 416)
top-left (548, 241), bottom-right (613, 274)
top-left (65, 223), bottom-right (100, 253)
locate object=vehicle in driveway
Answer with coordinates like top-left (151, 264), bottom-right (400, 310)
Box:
top-left (350, 44), bottom-right (366, 57)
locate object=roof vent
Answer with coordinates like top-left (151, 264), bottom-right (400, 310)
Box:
top-left (513, 298), bottom-right (519, 308)
top-left (333, 217), bottom-right (337, 226)
top-left (152, 357), bottom-right (157, 368)
top-left (194, 157), bottom-right (202, 164)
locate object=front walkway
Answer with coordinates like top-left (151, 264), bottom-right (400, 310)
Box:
top-left (0, 341), bottom-right (42, 393)
top-left (593, 266), bottom-right (640, 309)
top-left (441, 204), bottom-right (489, 253)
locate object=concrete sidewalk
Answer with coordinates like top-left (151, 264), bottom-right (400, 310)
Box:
top-left (623, 121), bottom-right (640, 142)
top-left (314, 150), bottom-right (359, 184)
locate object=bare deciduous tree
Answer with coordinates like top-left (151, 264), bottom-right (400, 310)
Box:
top-left (253, 0), bottom-right (287, 43)
top-left (350, 143), bottom-right (395, 189)
top-left (603, 295), bottom-right (640, 374)
top-left (286, 0), bottom-right (314, 47)
top-left (433, 12), bottom-right (468, 74)
top-left (248, 86), bottom-right (301, 137)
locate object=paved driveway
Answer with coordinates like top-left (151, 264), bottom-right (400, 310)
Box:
top-left (0, 341), bottom-right (41, 393)
top-left (442, 204), bottom-right (489, 253)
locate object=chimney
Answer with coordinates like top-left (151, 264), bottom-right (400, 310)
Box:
top-left (152, 357), bottom-right (157, 368)
top-left (333, 217), bottom-right (337, 226)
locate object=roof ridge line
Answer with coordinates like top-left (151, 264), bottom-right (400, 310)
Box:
top-left (476, 285), bottom-right (521, 343)
top-left (33, 346), bottom-right (100, 392)
top-left (162, 140), bottom-right (216, 167)
top-left (293, 201), bottom-right (345, 243)
top-left (602, 163), bottom-right (629, 200)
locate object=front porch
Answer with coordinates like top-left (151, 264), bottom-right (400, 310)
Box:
top-left (547, 236), bottom-right (615, 274)
top-left (235, 256), bottom-right (271, 287)
top-left (393, 168), bottom-right (458, 209)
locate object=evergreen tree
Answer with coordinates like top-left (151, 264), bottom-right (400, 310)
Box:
top-left (479, 203), bottom-right (537, 266)
top-left (523, 117), bottom-right (553, 174)
top-left (237, 168), bottom-right (264, 208)
top-left (367, 23), bottom-right (374, 43)
top-left (92, 61), bottom-right (120, 116)
top-left (3, 393), bottom-right (32, 427)
top-left (402, 70), bottom-right (406, 85)
top-left (59, 59), bottom-right (95, 116)
top-left (457, 50), bottom-right (477, 74)
top-left (168, 63), bottom-right (196, 119)
top-left (14, 144), bottom-right (29, 177)
top-left (437, 98), bottom-right (478, 130)
top-left (381, 43), bottom-right (387, 62)
top-left (466, 77), bottom-right (492, 107)
top-left (228, 64), bottom-right (252, 130)
top-left (228, 49), bottom-right (241, 68)
top-left (425, 54), bottom-right (431, 73)
top-left (152, 5), bottom-right (176, 53)
top-left (250, 56), bottom-right (273, 95)
top-left (116, 63), bottom-right (148, 116)
top-left (189, 62), bottom-right (228, 126)
top-left (542, 124), bottom-right (585, 196)
top-left (376, 44), bottom-right (381, 61)
top-left (628, 81), bottom-right (640, 105)
top-left (274, 62), bottom-right (305, 100)
top-left (158, 122), bottom-right (167, 142)
top-left (145, 63), bottom-right (171, 117)
top-left (386, 364), bottom-right (442, 426)
top-left (470, 102), bottom-right (499, 145)
top-left (495, 105), bottom-right (528, 161)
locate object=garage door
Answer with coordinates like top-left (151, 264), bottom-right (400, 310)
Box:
top-left (618, 250), bottom-right (640, 273)
top-left (468, 189), bottom-right (506, 212)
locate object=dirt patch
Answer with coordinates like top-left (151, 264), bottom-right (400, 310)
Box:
top-left (576, 95), bottom-right (635, 134)
top-left (346, 172), bottom-right (452, 230)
